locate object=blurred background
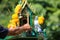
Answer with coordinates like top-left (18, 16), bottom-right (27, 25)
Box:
top-left (0, 0), bottom-right (60, 40)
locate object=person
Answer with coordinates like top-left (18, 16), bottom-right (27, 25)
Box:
top-left (0, 23), bottom-right (31, 39)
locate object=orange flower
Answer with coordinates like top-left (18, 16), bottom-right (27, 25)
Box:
top-left (38, 16), bottom-right (45, 24)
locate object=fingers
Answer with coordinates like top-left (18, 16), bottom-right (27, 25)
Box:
top-left (8, 27), bottom-right (20, 36)
top-left (23, 24), bottom-right (30, 29)
top-left (22, 23), bottom-right (32, 31)
top-left (14, 27), bottom-right (23, 34)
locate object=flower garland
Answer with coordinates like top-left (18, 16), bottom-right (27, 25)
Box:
top-left (8, 4), bottom-right (22, 29)
top-left (7, 0), bottom-right (26, 29)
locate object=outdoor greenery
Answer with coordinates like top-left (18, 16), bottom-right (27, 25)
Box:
top-left (0, 0), bottom-right (60, 40)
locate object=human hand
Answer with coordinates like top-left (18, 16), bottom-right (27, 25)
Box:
top-left (8, 23), bottom-right (31, 36)
top-left (8, 27), bottom-right (20, 36)
top-left (22, 23), bottom-right (31, 31)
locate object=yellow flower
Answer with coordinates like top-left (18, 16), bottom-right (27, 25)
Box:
top-left (12, 14), bottom-right (18, 19)
top-left (8, 4), bottom-right (22, 29)
top-left (8, 23), bottom-right (16, 29)
top-left (10, 19), bottom-right (19, 23)
top-left (14, 4), bottom-right (22, 14)
top-left (38, 16), bottom-right (45, 24)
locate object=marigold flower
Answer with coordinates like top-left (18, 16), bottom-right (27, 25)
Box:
top-left (14, 4), bottom-right (22, 14)
top-left (8, 23), bottom-right (16, 29)
top-left (10, 19), bottom-right (19, 23)
top-left (38, 16), bottom-right (45, 24)
top-left (7, 4), bottom-right (22, 28)
top-left (12, 14), bottom-right (18, 19)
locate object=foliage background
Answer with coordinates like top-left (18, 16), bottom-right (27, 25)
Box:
top-left (0, 0), bottom-right (60, 40)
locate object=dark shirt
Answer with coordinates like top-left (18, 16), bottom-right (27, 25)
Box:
top-left (0, 25), bottom-right (8, 39)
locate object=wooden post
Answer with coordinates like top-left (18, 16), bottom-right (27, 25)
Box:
top-left (26, 12), bottom-right (29, 24)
